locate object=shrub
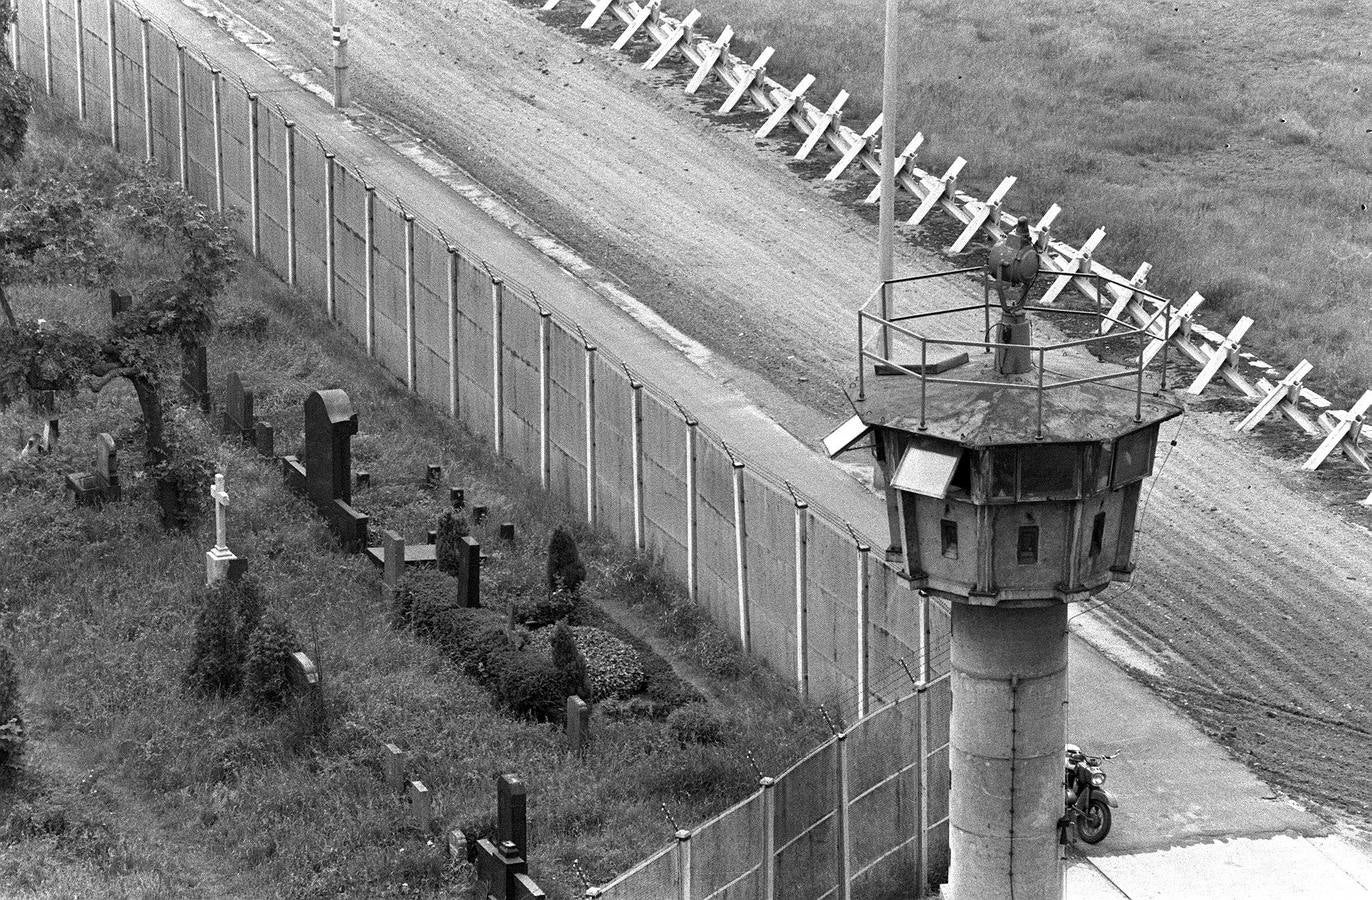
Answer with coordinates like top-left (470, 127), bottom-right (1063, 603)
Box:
top-left (528, 626), bottom-right (643, 699)
top-left (406, 570), bottom-right (461, 639)
top-left (243, 610), bottom-right (299, 711)
top-left (512, 587), bottom-right (580, 629)
top-left (233, 575), bottom-right (265, 660)
top-left (546, 527), bottom-right (585, 595)
top-left (492, 650), bottom-right (564, 722)
top-left (667, 704), bottom-right (731, 746)
top-left (550, 621), bottom-right (591, 702)
top-left (0, 643), bottom-right (24, 771)
top-left (185, 581), bottom-right (241, 696)
top-left (434, 511), bottom-right (471, 577)
top-left (428, 606), bottom-right (510, 681)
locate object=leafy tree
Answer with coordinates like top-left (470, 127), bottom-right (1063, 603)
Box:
top-left (0, 1), bottom-right (30, 173)
top-left (0, 153), bottom-right (237, 528)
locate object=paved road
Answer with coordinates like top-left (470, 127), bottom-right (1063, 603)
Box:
top-left (142, 2), bottom-right (1372, 894)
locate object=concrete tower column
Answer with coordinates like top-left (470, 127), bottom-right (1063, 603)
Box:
top-left (950, 602), bottom-right (1068, 899)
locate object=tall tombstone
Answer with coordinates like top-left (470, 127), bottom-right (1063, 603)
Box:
top-left (381, 530), bottom-right (405, 610)
top-left (92, 433), bottom-right (120, 500)
top-left (109, 289), bottom-right (132, 318)
top-left (222, 372), bottom-right (256, 443)
top-left (457, 535), bottom-right (481, 609)
top-left (476, 774), bottom-right (537, 900)
top-left (182, 345), bottom-right (211, 415)
top-left (567, 696), bottom-right (590, 756)
top-left (497, 774), bottom-right (528, 858)
top-left (304, 389), bottom-right (357, 509)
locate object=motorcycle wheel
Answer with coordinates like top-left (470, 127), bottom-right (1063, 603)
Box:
top-left (1077, 798), bottom-right (1112, 844)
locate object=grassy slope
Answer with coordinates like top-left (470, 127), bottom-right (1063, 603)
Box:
top-left (0, 112), bottom-right (827, 898)
top-left (660, 0), bottom-right (1371, 403)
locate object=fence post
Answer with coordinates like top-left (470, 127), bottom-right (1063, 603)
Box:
top-left (917, 589), bottom-right (931, 894)
top-left (175, 42), bottom-right (187, 188)
top-left (41, 0), bottom-right (52, 96)
top-left (284, 118), bottom-right (297, 286)
top-left (674, 829), bottom-right (692, 900)
top-left (447, 244), bottom-right (461, 418)
top-left (363, 183), bottom-right (375, 355)
top-left (836, 731), bottom-right (852, 900)
top-left (732, 456), bottom-right (751, 653)
top-left (490, 275), bottom-right (505, 456)
top-left (684, 414), bottom-right (699, 603)
top-left (246, 91), bottom-right (260, 256)
top-left (583, 339), bottom-right (598, 527)
top-left (630, 375), bottom-right (645, 550)
top-left (537, 308), bottom-right (551, 489)
top-left (323, 150), bottom-right (337, 320)
top-left (794, 498), bottom-right (809, 700)
top-left (403, 210), bottom-right (416, 391)
top-left (856, 540), bottom-right (871, 719)
top-left (138, 13), bottom-right (151, 161)
top-left (760, 776), bottom-right (777, 900)
top-left (73, 0), bottom-right (85, 119)
top-left (104, 0), bottom-right (117, 148)
top-left (210, 68), bottom-right (224, 211)
top-left (6, 0), bottom-right (16, 70)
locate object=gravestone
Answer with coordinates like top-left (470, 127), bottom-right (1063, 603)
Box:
top-left (426, 464), bottom-right (441, 487)
top-left (567, 696), bottom-right (590, 756)
top-left (182, 345), bottom-right (211, 414)
top-left (450, 487), bottom-right (464, 509)
top-left (500, 522), bottom-right (515, 541)
top-left (109, 289), bottom-right (132, 318)
top-left (254, 421), bottom-right (276, 458)
top-left (65, 433), bottom-right (120, 506)
top-left (406, 781), bottom-right (432, 832)
top-left (381, 742), bottom-right (406, 793)
top-left (457, 536), bottom-right (481, 608)
top-left (222, 372), bottom-right (256, 443)
top-left (282, 390), bottom-right (369, 551)
top-left (205, 472), bottom-right (239, 585)
top-left (42, 419), bottom-right (58, 453)
top-left (476, 774), bottom-right (548, 900)
top-left (472, 505), bottom-right (488, 524)
top-left (447, 828), bottom-right (468, 863)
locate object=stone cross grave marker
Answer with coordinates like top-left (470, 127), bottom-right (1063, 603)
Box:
top-left (206, 472), bottom-right (239, 585)
top-left (476, 774), bottom-right (546, 900)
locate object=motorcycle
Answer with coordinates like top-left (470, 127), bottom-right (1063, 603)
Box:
top-left (1060, 744), bottom-right (1119, 845)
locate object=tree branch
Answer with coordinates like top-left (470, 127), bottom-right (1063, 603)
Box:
top-left (0, 284), bottom-right (15, 330)
top-left (86, 367), bottom-right (137, 392)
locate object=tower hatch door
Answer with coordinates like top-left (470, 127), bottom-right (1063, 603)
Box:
top-left (822, 414), bottom-right (872, 458)
top-left (892, 444), bottom-right (963, 498)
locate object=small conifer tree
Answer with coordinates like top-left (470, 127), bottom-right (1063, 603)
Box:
top-left (185, 582), bottom-right (241, 696)
top-left (546, 527), bottom-right (586, 596)
top-left (243, 611), bottom-right (299, 711)
top-left (233, 575), bottom-right (264, 662)
top-left (435, 511), bottom-right (471, 577)
top-left (550, 621), bottom-right (591, 702)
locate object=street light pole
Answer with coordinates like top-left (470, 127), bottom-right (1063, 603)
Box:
top-left (332, 0), bottom-right (350, 108)
top-left (878, 0), bottom-right (901, 359)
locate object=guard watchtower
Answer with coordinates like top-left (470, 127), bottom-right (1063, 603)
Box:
top-left (825, 220), bottom-right (1181, 899)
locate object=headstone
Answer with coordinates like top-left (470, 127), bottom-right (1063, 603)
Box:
top-left (222, 372), bottom-right (256, 443)
top-left (288, 651), bottom-right (319, 694)
top-left (450, 487), bottom-right (464, 509)
top-left (472, 505), bottom-right (488, 524)
top-left (426, 464), bottom-right (441, 487)
top-left (282, 390), bottom-right (369, 551)
top-left (406, 780), bottom-right (432, 833)
top-left (476, 774), bottom-right (535, 900)
top-left (457, 536), bottom-right (481, 609)
top-left (182, 344), bottom-right (211, 414)
top-left (66, 433), bottom-right (120, 506)
top-left (205, 472), bottom-right (239, 585)
top-left (254, 421), bottom-right (276, 459)
top-left (447, 828), bottom-right (468, 863)
top-left (381, 530), bottom-right (405, 606)
top-left (567, 696), bottom-right (590, 756)
top-left (109, 289), bottom-right (132, 318)
top-left (356, 470), bottom-right (370, 490)
top-left (500, 522), bottom-right (515, 541)
top-left (426, 530), bottom-right (437, 545)
top-left (381, 742), bottom-right (406, 792)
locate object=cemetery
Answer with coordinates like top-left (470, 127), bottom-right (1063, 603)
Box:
top-left (0, 96), bottom-right (830, 898)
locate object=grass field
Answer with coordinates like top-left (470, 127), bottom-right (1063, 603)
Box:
top-left (657, 0), bottom-right (1371, 403)
top-left (0, 110), bottom-right (828, 898)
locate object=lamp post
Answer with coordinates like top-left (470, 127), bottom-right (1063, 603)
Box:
top-left (332, 0), bottom-right (350, 108)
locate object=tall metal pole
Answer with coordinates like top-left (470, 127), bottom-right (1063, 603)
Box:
top-left (331, 0), bottom-right (349, 108)
top-left (877, 0), bottom-right (901, 359)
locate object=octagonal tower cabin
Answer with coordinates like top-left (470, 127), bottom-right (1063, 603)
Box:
top-left (825, 219), bottom-right (1181, 899)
